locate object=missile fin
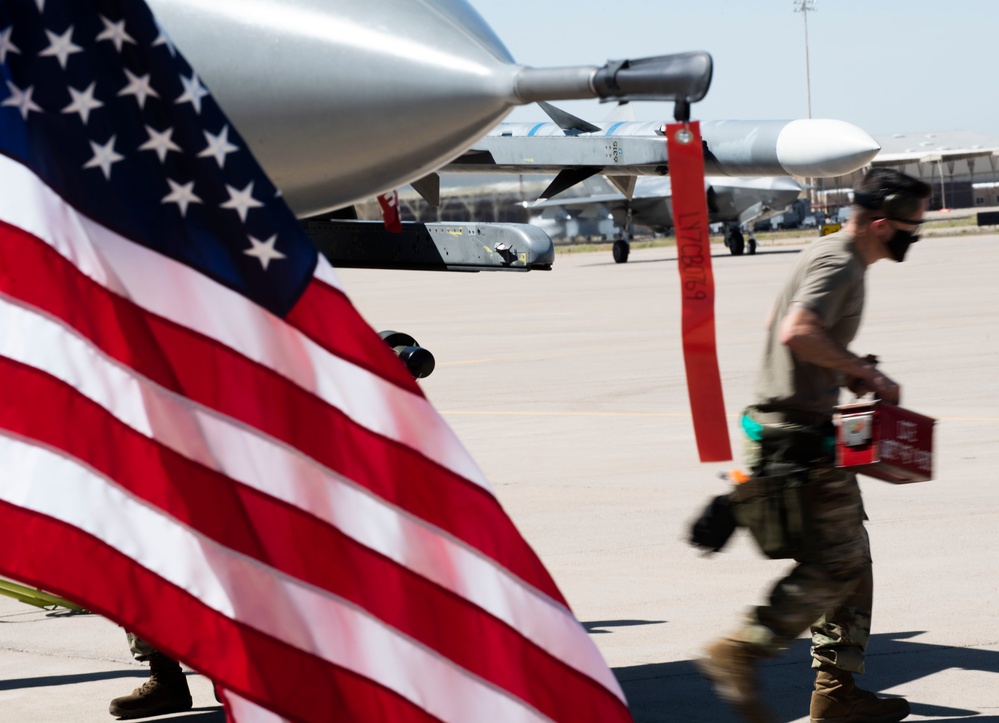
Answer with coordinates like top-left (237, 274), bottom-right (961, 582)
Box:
top-left (411, 172), bottom-right (441, 206)
top-left (540, 168), bottom-right (601, 200)
top-left (537, 101), bottom-right (601, 135)
top-left (606, 175), bottom-right (637, 199)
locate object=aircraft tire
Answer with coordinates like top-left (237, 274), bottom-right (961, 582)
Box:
top-left (612, 239), bottom-right (630, 264)
top-left (748, 238), bottom-right (757, 255)
top-left (729, 237), bottom-right (745, 256)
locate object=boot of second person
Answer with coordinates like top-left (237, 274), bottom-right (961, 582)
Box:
top-left (109, 652), bottom-right (193, 720)
top-left (696, 637), bottom-right (776, 723)
top-left (810, 665), bottom-right (909, 723)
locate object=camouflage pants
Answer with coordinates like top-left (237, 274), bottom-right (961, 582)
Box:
top-left (735, 421), bottom-right (873, 673)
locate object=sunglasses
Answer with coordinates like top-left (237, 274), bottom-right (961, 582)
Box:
top-left (870, 217), bottom-right (921, 244)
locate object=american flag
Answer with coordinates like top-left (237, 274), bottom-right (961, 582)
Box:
top-left (0, 1), bottom-right (632, 722)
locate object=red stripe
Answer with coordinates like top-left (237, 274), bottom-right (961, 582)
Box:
top-left (285, 278), bottom-right (421, 394)
top-left (0, 222), bottom-right (564, 604)
top-left (0, 502), bottom-right (448, 723)
top-left (665, 122), bottom-right (732, 463)
top-left (0, 358), bottom-right (628, 722)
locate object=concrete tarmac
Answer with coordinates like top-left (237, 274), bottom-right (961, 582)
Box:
top-left (2, 233), bottom-right (998, 722)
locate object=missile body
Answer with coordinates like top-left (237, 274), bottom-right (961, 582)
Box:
top-left (444, 119), bottom-right (881, 179)
top-left (148, 0), bottom-right (712, 215)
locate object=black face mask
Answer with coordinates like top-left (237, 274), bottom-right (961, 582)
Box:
top-left (887, 228), bottom-right (918, 262)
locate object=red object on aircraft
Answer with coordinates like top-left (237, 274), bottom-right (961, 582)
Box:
top-left (377, 191), bottom-right (403, 233)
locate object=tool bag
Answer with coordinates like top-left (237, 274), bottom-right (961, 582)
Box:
top-left (734, 417), bottom-right (833, 559)
top-left (689, 415), bottom-right (832, 559)
top-left (729, 469), bottom-right (807, 559)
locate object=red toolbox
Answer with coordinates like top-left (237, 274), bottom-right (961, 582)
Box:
top-left (834, 401), bottom-right (936, 483)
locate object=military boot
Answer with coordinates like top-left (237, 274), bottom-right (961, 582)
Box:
top-left (696, 638), bottom-right (776, 723)
top-left (109, 653), bottom-right (193, 720)
top-left (810, 666), bottom-right (910, 723)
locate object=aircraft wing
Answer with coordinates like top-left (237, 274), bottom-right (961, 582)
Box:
top-left (531, 193), bottom-right (637, 211)
top-left (147, 0), bottom-right (719, 273)
top-left (526, 175), bottom-right (802, 241)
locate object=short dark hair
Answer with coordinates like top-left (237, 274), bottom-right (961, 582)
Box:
top-left (852, 168), bottom-right (932, 221)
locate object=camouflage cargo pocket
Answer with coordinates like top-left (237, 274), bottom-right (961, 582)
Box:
top-left (731, 475), bottom-right (806, 560)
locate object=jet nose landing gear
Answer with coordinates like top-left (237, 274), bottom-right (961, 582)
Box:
top-left (612, 239), bottom-right (630, 264)
top-left (379, 330), bottom-right (436, 379)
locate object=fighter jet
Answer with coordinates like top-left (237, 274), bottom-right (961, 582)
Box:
top-left (147, 0), bottom-right (714, 271)
top-left (528, 175), bottom-right (804, 262)
top-left (145, 1), bottom-right (879, 273)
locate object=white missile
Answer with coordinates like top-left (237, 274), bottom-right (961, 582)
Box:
top-left (444, 118), bottom-right (881, 180)
top-left (699, 119), bottom-right (882, 177)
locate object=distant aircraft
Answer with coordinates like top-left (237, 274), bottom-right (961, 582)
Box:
top-left (148, 0), bottom-right (714, 271)
top-left (528, 175), bottom-right (804, 261)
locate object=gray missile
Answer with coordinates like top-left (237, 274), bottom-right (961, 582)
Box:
top-left (443, 118), bottom-right (881, 180)
top-left (147, 0), bottom-right (712, 216)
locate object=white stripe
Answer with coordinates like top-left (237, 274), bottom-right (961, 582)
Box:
top-left (221, 691), bottom-right (289, 723)
top-left (312, 254), bottom-right (342, 289)
top-left (0, 153), bottom-right (488, 491)
top-left (0, 297), bottom-right (623, 698)
top-left (0, 434), bottom-right (554, 723)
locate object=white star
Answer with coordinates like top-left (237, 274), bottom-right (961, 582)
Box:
top-left (139, 125), bottom-right (182, 163)
top-left (62, 82), bottom-right (103, 124)
top-left (152, 20), bottom-right (177, 56)
top-left (244, 235), bottom-right (286, 271)
top-left (220, 181), bottom-right (263, 222)
top-left (82, 135), bottom-right (125, 180)
top-left (118, 68), bottom-right (159, 109)
top-left (96, 16), bottom-right (136, 52)
top-left (175, 71), bottom-right (209, 114)
top-left (198, 124), bottom-right (239, 168)
top-left (161, 179), bottom-right (202, 217)
top-left (2, 81), bottom-right (43, 120)
top-left (39, 26), bottom-right (82, 69)
top-left (0, 26), bottom-right (20, 64)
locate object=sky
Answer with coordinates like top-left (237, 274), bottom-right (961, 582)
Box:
top-left (468, 0), bottom-right (999, 139)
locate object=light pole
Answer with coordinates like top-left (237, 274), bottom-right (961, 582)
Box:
top-left (793, 0), bottom-right (817, 212)
top-left (794, 0), bottom-right (816, 119)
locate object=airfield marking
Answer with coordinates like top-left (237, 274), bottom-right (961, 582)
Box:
top-left (438, 411), bottom-right (999, 422)
top-left (439, 410), bottom-right (693, 418)
top-left (437, 358), bottom-right (504, 366)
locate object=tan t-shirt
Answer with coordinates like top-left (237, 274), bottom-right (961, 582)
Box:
top-left (753, 231), bottom-right (867, 416)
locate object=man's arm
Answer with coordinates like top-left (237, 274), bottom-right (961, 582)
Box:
top-left (778, 302), bottom-right (900, 404)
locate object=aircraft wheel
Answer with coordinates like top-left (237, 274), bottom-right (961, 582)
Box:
top-left (612, 239), bottom-right (630, 264)
top-left (378, 330), bottom-right (435, 379)
top-left (748, 238), bottom-right (757, 255)
top-left (729, 237), bottom-right (745, 256)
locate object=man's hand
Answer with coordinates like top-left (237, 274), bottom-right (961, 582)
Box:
top-left (847, 364), bottom-right (901, 404)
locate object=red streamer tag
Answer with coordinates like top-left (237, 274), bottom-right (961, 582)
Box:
top-left (666, 121), bottom-right (732, 462)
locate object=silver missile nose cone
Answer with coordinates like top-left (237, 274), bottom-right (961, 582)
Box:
top-left (775, 119), bottom-right (881, 177)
